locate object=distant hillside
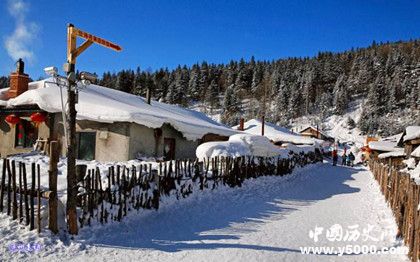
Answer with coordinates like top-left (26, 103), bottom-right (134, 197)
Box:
top-left (2, 40), bottom-right (419, 136)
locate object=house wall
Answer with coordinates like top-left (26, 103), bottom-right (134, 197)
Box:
top-left (128, 123), bottom-right (156, 159)
top-left (2, 112), bottom-right (205, 161)
top-left (76, 120), bottom-right (130, 162)
top-left (128, 123), bottom-right (199, 160)
top-left (0, 113), bottom-right (50, 157)
top-left (161, 123), bottom-right (198, 159)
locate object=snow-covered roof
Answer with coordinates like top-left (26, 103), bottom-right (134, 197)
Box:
top-left (378, 151), bottom-right (406, 159)
top-left (403, 126), bottom-right (420, 142)
top-left (299, 125), bottom-right (332, 139)
top-left (368, 141), bottom-right (403, 152)
top-left (0, 79), bottom-right (238, 141)
top-left (382, 133), bottom-right (403, 144)
top-left (411, 146), bottom-right (420, 158)
top-left (232, 119), bottom-right (318, 145)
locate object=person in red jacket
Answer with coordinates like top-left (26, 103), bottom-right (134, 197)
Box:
top-left (332, 149), bottom-right (338, 166)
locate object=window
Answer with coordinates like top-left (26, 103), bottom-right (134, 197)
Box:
top-left (163, 138), bottom-right (175, 160)
top-left (15, 119), bottom-right (38, 148)
top-left (77, 132), bottom-right (96, 160)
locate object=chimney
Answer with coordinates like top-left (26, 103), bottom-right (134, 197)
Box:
top-left (261, 115), bottom-right (265, 136)
top-left (146, 87), bottom-right (152, 105)
top-left (238, 118), bottom-right (244, 131)
top-left (8, 58), bottom-right (29, 99)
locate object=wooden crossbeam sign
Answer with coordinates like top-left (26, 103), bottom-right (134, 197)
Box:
top-left (65, 23), bottom-right (121, 236)
top-left (67, 24), bottom-right (122, 64)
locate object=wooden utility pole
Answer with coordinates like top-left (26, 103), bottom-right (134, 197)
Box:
top-left (65, 23), bottom-right (121, 235)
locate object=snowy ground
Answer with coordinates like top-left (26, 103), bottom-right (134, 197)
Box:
top-left (0, 160), bottom-right (408, 261)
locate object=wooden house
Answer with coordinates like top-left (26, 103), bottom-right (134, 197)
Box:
top-left (299, 126), bottom-right (334, 142)
top-left (0, 61), bottom-right (237, 161)
top-left (233, 119), bottom-right (321, 146)
top-left (397, 126), bottom-right (420, 156)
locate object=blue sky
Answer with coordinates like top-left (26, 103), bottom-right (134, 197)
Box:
top-left (0, 0), bottom-right (419, 79)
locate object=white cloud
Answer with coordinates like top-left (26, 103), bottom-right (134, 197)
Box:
top-left (4, 0), bottom-right (39, 61)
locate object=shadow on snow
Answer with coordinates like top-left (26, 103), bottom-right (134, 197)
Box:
top-left (76, 162), bottom-right (361, 254)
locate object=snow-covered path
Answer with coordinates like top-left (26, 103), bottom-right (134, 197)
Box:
top-left (2, 162), bottom-right (408, 261)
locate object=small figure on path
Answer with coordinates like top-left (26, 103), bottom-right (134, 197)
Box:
top-left (342, 152), bottom-right (347, 166)
top-left (348, 152), bottom-right (355, 167)
top-left (332, 149), bottom-right (338, 166)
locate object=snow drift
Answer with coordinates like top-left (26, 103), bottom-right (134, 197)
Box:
top-left (196, 134), bottom-right (315, 160)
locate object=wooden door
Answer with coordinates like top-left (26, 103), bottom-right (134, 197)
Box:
top-left (163, 138), bottom-right (175, 160)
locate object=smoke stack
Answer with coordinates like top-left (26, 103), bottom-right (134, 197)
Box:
top-left (146, 87), bottom-right (151, 105)
top-left (8, 58), bottom-right (29, 99)
top-left (238, 118), bottom-right (244, 131)
top-left (261, 115), bottom-right (265, 136)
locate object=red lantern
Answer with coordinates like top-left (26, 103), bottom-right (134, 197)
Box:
top-left (30, 112), bottom-right (47, 127)
top-left (5, 114), bottom-right (20, 127)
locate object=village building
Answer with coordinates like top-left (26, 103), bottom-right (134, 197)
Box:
top-left (397, 126), bottom-right (420, 156)
top-left (232, 119), bottom-right (323, 146)
top-left (368, 133), bottom-right (405, 161)
top-left (298, 126), bottom-right (334, 142)
top-left (0, 61), bottom-right (237, 161)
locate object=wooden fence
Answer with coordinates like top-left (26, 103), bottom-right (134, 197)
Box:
top-left (76, 151), bottom-right (322, 228)
top-left (0, 141), bottom-right (59, 234)
top-left (369, 160), bottom-right (420, 261)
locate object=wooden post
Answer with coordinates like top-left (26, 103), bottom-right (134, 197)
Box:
top-left (22, 163), bottom-right (30, 226)
top-left (6, 160), bottom-right (11, 215)
top-left (37, 164), bottom-right (41, 233)
top-left (19, 163), bottom-right (23, 223)
top-left (30, 163), bottom-right (35, 230)
top-left (12, 160), bottom-right (17, 220)
top-left (66, 23), bottom-right (78, 235)
top-left (0, 158), bottom-right (7, 212)
top-left (48, 141), bottom-right (59, 234)
top-left (153, 169), bottom-right (160, 210)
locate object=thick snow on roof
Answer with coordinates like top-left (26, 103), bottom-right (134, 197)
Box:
top-left (411, 146), bottom-right (420, 158)
top-left (1, 79), bottom-right (238, 141)
top-left (382, 133), bottom-right (403, 144)
top-left (299, 125), bottom-right (331, 139)
top-left (232, 119), bottom-right (317, 145)
top-left (404, 126), bottom-right (420, 141)
top-left (378, 151), bottom-right (406, 159)
top-left (368, 141), bottom-right (403, 152)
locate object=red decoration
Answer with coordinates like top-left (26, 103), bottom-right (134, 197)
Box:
top-left (5, 114), bottom-right (20, 127)
top-left (30, 112), bottom-right (47, 127)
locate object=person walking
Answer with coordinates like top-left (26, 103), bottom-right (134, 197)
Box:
top-left (342, 152), bottom-right (347, 166)
top-left (332, 149), bottom-right (338, 166)
top-left (348, 152), bottom-right (355, 167)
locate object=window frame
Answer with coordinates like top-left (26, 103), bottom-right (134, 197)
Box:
top-left (76, 131), bottom-right (97, 161)
top-left (14, 119), bottom-right (38, 148)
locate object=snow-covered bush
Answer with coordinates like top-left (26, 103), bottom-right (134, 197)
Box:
top-left (196, 141), bottom-right (251, 160)
top-left (196, 134), bottom-right (306, 160)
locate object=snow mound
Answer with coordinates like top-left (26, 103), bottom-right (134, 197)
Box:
top-left (411, 146), bottom-right (420, 158)
top-left (403, 126), bottom-right (420, 141)
top-left (196, 134), bottom-right (293, 160)
top-left (402, 158), bottom-right (420, 184)
top-left (229, 134), bottom-right (286, 157)
top-left (283, 143), bottom-right (317, 154)
top-left (3, 79), bottom-right (238, 141)
top-left (196, 141), bottom-right (251, 160)
top-left (233, 119), bottom-right (317, 145)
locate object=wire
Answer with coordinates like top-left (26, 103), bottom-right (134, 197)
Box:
top-left (46, 77), bottom-right (69, 149)
top-left (57, 77), bottom-right (69, 149)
